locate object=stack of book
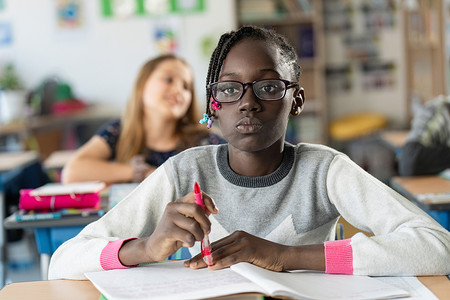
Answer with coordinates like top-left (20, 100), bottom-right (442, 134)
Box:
top-left (16, 181), bottom-right (106, 222)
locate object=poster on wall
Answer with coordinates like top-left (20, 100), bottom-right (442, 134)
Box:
top-left (56, 0), bottom-right (84, 29)
top-left (151, 16), bottom-right (183, 54)
top-left (54, 0), bottom-right (87, 40)
top-left (0, 22), bottom-right (12, 46)
top-left (101, 0), bottom-right (136, 18)
top-left (101, 0), bottom-right (204, 18)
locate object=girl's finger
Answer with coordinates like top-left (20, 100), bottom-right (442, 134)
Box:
top-left (164, 225), bottom-right (198, 248)
top-left (208, 251), bottom-right (245, 270)
top-left (184, 233), bottom-right (237, 269)
top-left (176, 191), bottom-right (219, 215)
top-left (171, 213), bottom-right (204, 242)
top-left (202, 193), bottom-right (219, 215)
top-left (170, 202), bottom-right (212, 235)
top-left (184, 253), bottom-right (207, 269)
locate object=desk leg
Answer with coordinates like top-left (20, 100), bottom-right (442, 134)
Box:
top-left (40, 253), bottom-right (50, 280)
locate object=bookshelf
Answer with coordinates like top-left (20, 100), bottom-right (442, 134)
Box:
top-left (402, 0), bottom-right (446, 121)
top-left (235, 0), bottom-right (328, 144)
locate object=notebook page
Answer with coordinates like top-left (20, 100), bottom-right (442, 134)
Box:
top-left (231, 262), bottom-right (410, 300)
top-left (376, 277), bottom-right (438, 300)
top-left (85, 260), bottom-right (265, 300)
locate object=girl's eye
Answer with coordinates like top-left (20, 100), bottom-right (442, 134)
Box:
top-left (258, 83), bottom-right (280, 95)
top-left (164, 77), bottom-right (173, 83)
top-left (223, 87), bottom-right (238, 95)
top-left (219, 85), bottom-right (240, 96)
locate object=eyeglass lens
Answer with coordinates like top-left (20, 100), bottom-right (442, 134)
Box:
top-left (212, 79), bottom-right (287, 102)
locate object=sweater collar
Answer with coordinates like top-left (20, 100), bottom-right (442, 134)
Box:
top-left (216, 143), bottom-right (295, 187)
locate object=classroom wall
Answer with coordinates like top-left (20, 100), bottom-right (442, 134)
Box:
top-left (324, 0), bottom-right (408, 128)
top-left (0, 0), bottom-right (236, 111)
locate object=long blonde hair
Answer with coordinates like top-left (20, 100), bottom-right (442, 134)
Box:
top-left (116, 54), bottom-right (208, 163)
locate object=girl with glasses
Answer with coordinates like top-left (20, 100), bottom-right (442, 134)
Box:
top-left (49, 26), bottom-right (450, 280)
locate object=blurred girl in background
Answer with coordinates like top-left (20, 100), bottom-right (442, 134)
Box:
top-left (62, 54), bottom-right (225, 184)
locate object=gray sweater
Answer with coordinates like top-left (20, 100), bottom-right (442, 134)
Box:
top-left (49, 143), bottom-right (450, 280)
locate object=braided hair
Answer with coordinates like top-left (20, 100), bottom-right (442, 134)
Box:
top-left (205, 25), bottom-right (301, 116)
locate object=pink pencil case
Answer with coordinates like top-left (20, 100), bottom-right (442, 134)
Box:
top-left (19, 189), bottom-right (101, 210)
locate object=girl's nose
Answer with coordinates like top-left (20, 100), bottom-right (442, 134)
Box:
top-left (238, 87), bottom-right (261, 112)
top-left (171, 80), bottom-right (184, 95)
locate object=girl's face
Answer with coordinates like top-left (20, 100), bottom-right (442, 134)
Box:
top-left (215, 39), bottom-right (296, 153)
top-left (142, 59), bottom-right (193, 120)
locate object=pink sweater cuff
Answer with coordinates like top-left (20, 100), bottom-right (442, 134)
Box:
top-left (100, 238), bottom-right (138, 270)
top-left (324, 239), bottom-right (353, 274)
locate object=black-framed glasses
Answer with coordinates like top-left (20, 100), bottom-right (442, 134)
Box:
top-left (209, 79), bottom-right (298, 103)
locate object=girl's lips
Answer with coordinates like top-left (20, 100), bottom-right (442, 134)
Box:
top-left (166, 98), bottom-right (179, 106)
top-left (236, 117), bottom-right (263, 134)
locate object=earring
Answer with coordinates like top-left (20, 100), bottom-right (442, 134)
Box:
top-left (211, 100), bottom-right (221, 110)
top-left (291, 94), bottom-right (304, 116)
top-left (291, 103), bottom-right (300, 116)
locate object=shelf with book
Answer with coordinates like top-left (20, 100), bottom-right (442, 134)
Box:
top-left (235, 0), bottom-right (328, 144)
top-left (402, 0), bottom-right (446, 121)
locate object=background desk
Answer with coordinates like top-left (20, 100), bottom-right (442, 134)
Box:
top-left (0, 106), bottom-right (119, 159)
top-left (3, 212), bottom-right (102, 281)
top-left (1, 183), bottom-right (187, 281)
top-left (391, 176), bottom-right (450, 229)
top-left (0, 276), bottom-right (449, 300)
top-left (379, 130), bottom-right (408, 158)
top-left (0, 151), bottom-right (39, 287)
top-left (379, 130), bottom-right (409, 150)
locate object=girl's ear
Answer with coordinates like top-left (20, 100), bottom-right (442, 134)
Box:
top-left (290, 87), bottom-right (305, 116)
top-left (208, 98), bottom-right (217, 118)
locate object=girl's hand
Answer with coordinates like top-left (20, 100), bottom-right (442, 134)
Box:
top-left (130, 155), bottom-right (154, 182)
top-left (184, 230), bottom-right (289, 272)
top-left (133, 191), bottom-right (218, 263)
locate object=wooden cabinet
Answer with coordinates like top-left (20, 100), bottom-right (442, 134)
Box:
top-left (402, 0), bottom-right (446, 121)
top-left (235, 0), bottom-right (328, 144)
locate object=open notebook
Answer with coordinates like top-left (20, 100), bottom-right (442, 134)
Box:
top-left (85, 260), bottom-right (409, 300)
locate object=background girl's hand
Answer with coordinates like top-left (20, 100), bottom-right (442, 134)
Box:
top-left (184, 230), bottom-right (288, 271)
top-left (130, 155), bottom-right (154, 182)
top-left (140, 191), bottom-right (219, 262)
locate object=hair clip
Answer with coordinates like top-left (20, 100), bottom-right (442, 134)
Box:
top-left (211, 100), bottom-right (221, 110)
top-left (199, 113), bottom-right (214, 129)
top-left (199, 113), bottom-right (212, 128)
top-left (207, 117), bottom-right (213, 129)
top-left (199, 113), bottom-right (209, 125)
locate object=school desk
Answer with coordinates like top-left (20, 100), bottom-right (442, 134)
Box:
top-left (390, 175), bottom-right (450, 230)
top-left (2, 183), bottom-right (188, 281)
top-left (0, 105), bottom-right (119, 159)
top-left (3, 208), bottom-right (103, 281)
top-left (379, 130), bottom-right (408, 156)
top-left (0, 276), bottom-right (448, 300)
top-left (3, 184), bottom-right (122, 281)
top-left (0, 151), bottom-right (39, 288)
top-left (2, 184), bottom-right (128, 281)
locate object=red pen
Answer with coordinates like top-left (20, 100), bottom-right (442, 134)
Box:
top-left (194, 182), bottom-right (214, 266)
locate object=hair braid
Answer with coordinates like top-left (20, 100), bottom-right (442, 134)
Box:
top-left (205, 34), bottom-right (230, 115)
